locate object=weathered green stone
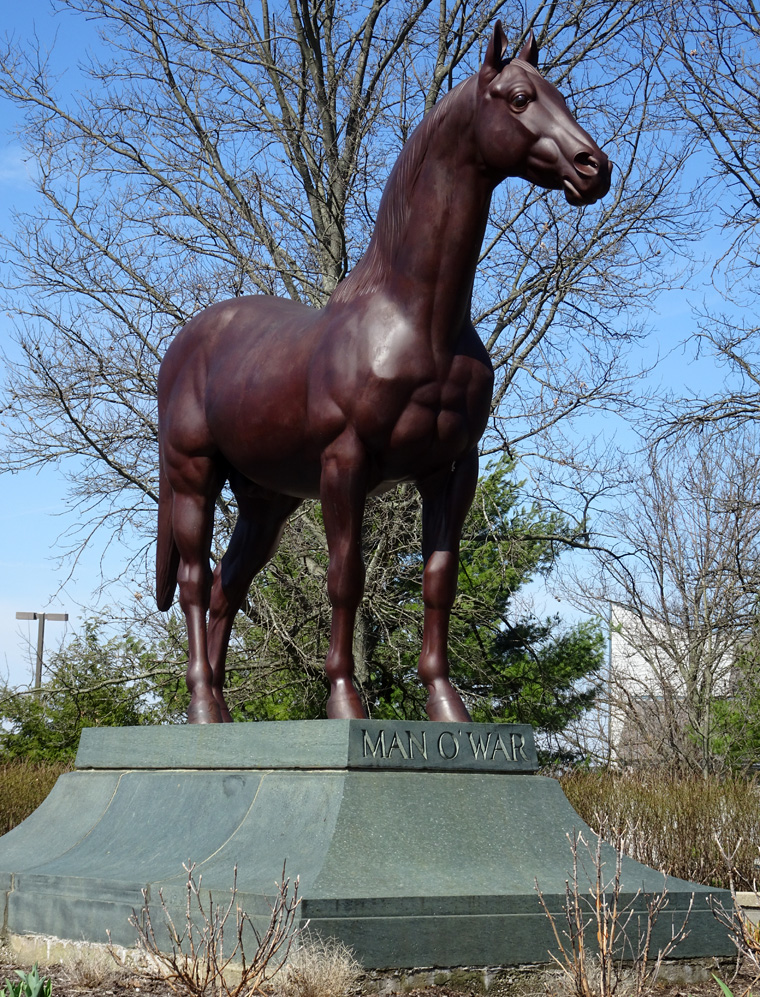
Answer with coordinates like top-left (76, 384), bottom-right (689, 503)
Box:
top-left (0, 722), bottom-right (732, 968)
top-left (74, 719), bottom-right (538, 773)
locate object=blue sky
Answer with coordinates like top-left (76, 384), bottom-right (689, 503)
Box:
top-left (0, 0), bottom-right (110, 686)
top-left (0, 1), bottom-right (738, 688)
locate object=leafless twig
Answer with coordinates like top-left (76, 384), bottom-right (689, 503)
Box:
top-left (536, 830), bottom-right (691, 997)
top-left (111, 861), bottom-right (306, 996)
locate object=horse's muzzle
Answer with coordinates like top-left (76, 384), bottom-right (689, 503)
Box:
top-left (563, 151), bottom-right (613, 205)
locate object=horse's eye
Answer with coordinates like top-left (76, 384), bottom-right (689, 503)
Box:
top-left (511, 93), bottom-right (530, 109)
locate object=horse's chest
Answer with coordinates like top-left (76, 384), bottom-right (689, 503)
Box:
top-left (393, 385), bottom-right (464, 445)
top-left (372, 367), bottom-right (490, 471)
top-left (317, 320), bottom-right (493, 471)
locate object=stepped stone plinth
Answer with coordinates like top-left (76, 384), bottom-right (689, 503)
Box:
top-left (0, 721), bottom-right (732, 968)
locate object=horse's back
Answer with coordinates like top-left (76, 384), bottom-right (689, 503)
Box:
top-left (162, 295), bottom-right (319, 374)
top-left (158, 294), bottom-right (329, 489)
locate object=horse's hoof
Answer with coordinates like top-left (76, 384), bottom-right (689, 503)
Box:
top-left (187, 696), bottom-right (224, 724)
top-left (214, 693), bottom-right (234, 723)
top-left (425, 683), bottom-right (472, 723)
top-left (326, 681), bottom-right (367, 719)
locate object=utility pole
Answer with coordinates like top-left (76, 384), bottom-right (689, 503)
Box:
top-left (15, 612), bottom-right (69, 690)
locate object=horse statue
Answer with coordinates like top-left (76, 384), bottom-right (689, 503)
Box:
top-left (156, 21), bottom-right (612, 724)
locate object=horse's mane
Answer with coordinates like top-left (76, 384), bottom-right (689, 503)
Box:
top-left (331, 79), bottom-right (469, 304)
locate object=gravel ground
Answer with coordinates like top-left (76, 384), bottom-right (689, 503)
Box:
top-left (0, 955), bottom-right (754, 997)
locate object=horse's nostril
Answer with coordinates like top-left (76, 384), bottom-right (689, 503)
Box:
top-left (574, 151), bottom-right (600, 177)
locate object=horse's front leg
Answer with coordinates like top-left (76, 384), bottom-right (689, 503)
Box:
top-left (321, 434), bottom-right (369, 719)
top-left (417, 447), bottom-right (479, 722)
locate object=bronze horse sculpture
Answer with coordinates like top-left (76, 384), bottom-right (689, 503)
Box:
top-left (156, 22), bottom-right (612, 724)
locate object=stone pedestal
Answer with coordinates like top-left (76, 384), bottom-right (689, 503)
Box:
top-left (0, 721), bottom-right (731, 968)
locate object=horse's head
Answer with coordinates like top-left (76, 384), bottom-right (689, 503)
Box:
top-left (475, 21), bottom-right (612, 205)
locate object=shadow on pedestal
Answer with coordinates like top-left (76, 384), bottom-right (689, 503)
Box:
top-left (0, 721), bottom-right (732, 968)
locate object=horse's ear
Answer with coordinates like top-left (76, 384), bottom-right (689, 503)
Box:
top-left (516, 30), bottom-right (539, 68)
top-left (479, 20), bottom-right (509, 85)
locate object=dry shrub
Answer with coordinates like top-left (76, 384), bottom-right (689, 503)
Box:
top-left (0, 760), bottom-right (70, 833)
top-left (537, 830), bottom-right (690, 997)
top-left (278, 938), bottom-right (361, 997)
top-left (57, 947), bottom-right (127, 989)
top-left (709, 839), bottom-right (760, 991)
top-left (113, 861), bottom-right (305, 996)
top-left (558, 769), bottom-right (760, 888)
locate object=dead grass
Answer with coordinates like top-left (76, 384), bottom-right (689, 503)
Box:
top-left (558, 769), bottom-right (760, 888)
top-left (278, 938), bottom-right (362, 997)
top-left (56, 947), bottom-right (128, 990)
top-left (0, 759), bottom-right (70, 834)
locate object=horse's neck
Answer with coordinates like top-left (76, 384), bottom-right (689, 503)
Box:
top-left (332, 78), bottom-right (494, 347)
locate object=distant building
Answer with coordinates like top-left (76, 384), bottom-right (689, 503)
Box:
top-left (606, 603), bottom-right (735, 764)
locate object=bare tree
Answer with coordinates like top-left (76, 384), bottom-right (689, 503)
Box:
top-left (0, 0), bottom-right (700, 711)
top-left (0, 1), bottom-right (694, 555)
top-left (658, 1), bottom-right (760, 436)
top-left (571, 428), bottom-right (760, 773)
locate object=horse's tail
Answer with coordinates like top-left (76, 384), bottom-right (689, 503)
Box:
top-left (156, 452), bottom-right (180, 612)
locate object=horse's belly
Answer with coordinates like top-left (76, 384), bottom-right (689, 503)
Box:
top-left (225, 456), bottom-right (324, 500)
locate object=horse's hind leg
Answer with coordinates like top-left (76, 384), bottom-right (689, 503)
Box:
top-left (169, 458), bottom-right (225, 724)
top-left (207, 490), bottom-right (301, 721)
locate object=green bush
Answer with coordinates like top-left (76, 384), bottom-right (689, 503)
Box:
top-left (0, 759), bottom-right (70, 834)
top-left (0, 622), bottom-right (171, 762)
top-left (558, 767), bottom-right (760, 889)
